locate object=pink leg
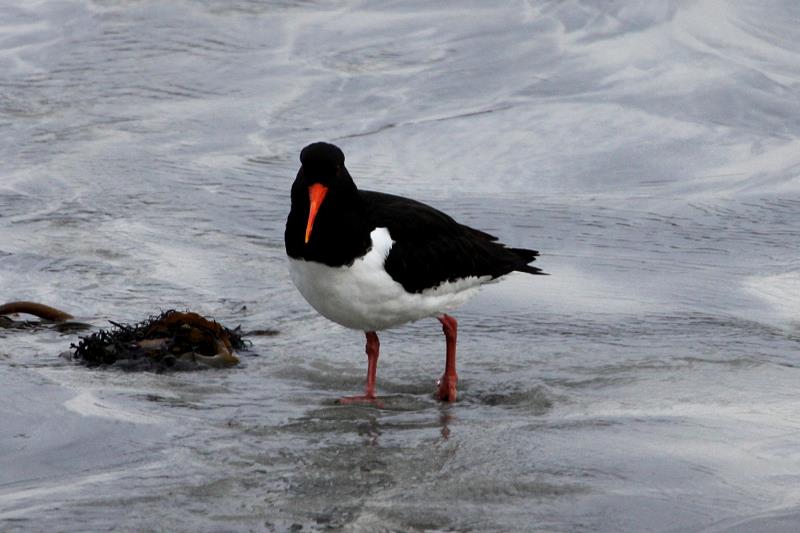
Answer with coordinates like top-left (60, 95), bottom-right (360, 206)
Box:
top-left (436, 314), bottom-right (458, 402)
top-left (338, 331), bottom-right (380, 404)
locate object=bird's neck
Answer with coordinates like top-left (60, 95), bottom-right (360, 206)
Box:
top-left (286, 190), bottom-right (373, 267)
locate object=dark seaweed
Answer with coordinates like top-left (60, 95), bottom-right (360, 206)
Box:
top-left (70, 310), bottom-right (248, 372)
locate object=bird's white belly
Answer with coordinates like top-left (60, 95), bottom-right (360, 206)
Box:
top-left (288, 227), bottom-right (488, 331)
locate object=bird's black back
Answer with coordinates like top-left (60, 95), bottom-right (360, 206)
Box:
top-left (362, 190), bottom-right (544, 294)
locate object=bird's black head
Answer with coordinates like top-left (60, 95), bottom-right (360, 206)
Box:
top-left (286, 142), bottom-right (368, 262)
top-left (300, 142), bottom-right (345, 175)
top-left (294, 142), bottom-right (356, 191)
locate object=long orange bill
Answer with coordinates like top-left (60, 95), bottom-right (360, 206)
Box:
top-left (305, 183), bottom-right (329, 244)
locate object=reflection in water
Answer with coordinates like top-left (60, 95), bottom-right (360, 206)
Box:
top-left (439, 410), bottom-right (453, 441)
top-left (358, 414), bottom-right (381, 447)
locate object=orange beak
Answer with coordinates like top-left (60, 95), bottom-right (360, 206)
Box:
top-left (305, 183), bottom-right (329, 244)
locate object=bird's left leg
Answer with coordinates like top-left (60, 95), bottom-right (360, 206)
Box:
top-left (436, 314), bottom-right (458, 402)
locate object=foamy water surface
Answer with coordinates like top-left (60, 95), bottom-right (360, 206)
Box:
top-left (2, 1), bottom-right (800, 531)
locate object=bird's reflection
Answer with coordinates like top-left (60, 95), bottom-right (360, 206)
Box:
top-left (439, 409), bottom-right (454, 440)
top-left (358, 415), bottom-right (381, 446)
top-left (349, 401), bottom-right (456, 446)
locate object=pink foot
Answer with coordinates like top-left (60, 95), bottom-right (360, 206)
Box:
top-left (336, 394), bottom-right (383, 408)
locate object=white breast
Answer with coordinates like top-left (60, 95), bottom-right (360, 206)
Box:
top-left (288, 227), bottom-right (490, 331)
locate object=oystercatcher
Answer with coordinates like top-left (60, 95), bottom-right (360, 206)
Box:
top-left (285, 142), bottom-right (545, 402)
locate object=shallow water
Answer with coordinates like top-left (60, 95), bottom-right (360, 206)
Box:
top-left (2, 1), bottom-right (800, 531)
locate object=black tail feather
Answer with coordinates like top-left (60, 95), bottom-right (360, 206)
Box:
top-left (509, 247), bottom-right (547, 275)
top-left (516, 264), bottom-right (547, 275)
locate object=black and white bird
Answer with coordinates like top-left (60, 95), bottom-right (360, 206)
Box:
top-left (285, 142), bottom-right (545, 402)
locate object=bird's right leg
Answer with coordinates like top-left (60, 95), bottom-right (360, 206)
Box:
top-left (338, 331), bottom-right (380, 404)
top-left (436, 314), bottom-right (458, 402)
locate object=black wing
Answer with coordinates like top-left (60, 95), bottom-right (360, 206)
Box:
top-left (360, 190), bottom-right (544, 294)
